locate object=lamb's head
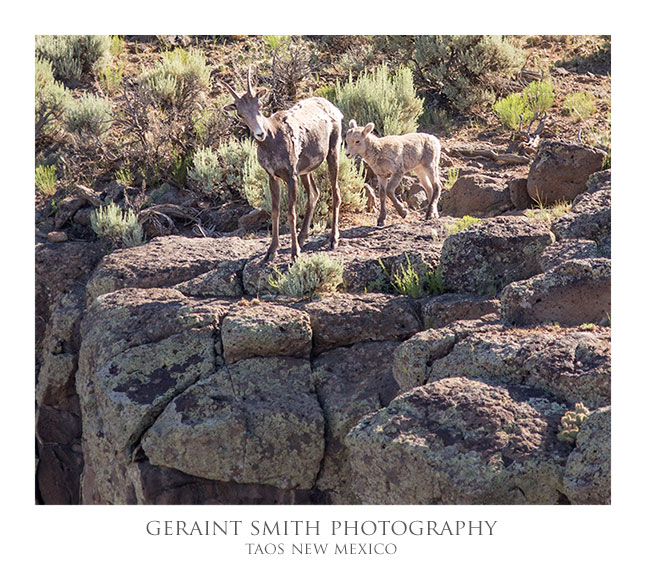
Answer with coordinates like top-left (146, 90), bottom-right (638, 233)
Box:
top-left (220, 67), bottom-right (269, 142)
top-left (345, 119), bottom-right (375, 158)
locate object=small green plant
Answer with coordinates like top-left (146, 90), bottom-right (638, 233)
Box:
top-left (268, 253), bottom-right (344, 300)
top-left (115, 167), bottom-right (134, 187)
top-left (90, 202), bottom-right (144, 248)
top-left (445, 167), bottom-right (460, 190)
top-left (263, 35), bottom-right (292, 52)
top-left (138, 47), bottom-right (211, 109)
top-left (64, 93), bottom-right (112, 137)
top-left (579, 323), bottom-right (598, 331)
top-left (325, 63), bottom-right (424, 135)
top-left (379, 254), bottom-right (444, 298)
top-left (99, 62), bottom-right (124, 95)
top-left (524, 198), bottom-right (571, 223)
top-left (109, 35), bottom-right (124, 57)
top-left (557, 402), bottom-right (590, 444)
top-left (564, 92), bottom-right (597, 122)
top-left (35, 164), bottom-right (57, 196)
top-left (35, 35), bottom-right (112, 81)
top-left (447, 215), bottom-right (481, 234)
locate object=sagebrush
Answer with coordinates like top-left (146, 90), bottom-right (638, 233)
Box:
top-left (269, 253), bottom-right (344, 299)
top-left (323, 63), bottom-right (423, 135)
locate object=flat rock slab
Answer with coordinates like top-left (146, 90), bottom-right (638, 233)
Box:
top-left (421, 293), bottom-right (499, 329)
top-left (86, 235), bottom-right (267, 304)
top-left (297, 293), bottom-right (422, 354)
top-left (501, 258), bottom-right (611, 327)
top-left (346, 377), bottom-right (571, 504)
top-left (142, 357), bottom-right (324, 490)
top-left (221, 302), bottom-right (312, 363)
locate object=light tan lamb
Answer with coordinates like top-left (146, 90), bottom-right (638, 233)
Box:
top-left (345, 120), bottom-right (442, 225)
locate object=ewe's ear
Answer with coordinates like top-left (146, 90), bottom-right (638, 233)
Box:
top-left (362, 123), bottom-right (375, 136)
top-left (348, 119), bottom-right (357, 129)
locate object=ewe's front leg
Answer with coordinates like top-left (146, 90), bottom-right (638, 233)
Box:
top-left (287, 175), bottom-right (301, 260)
top-left (264, 176), bottom-right (282, 262)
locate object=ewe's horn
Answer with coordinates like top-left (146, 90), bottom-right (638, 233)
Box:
top-left (247, 66), bottom-right (255, 97)
top-left (219, 79), bottom-right (240, 100)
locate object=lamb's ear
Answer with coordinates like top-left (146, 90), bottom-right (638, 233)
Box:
top-left (362, 122), bottom-right (375, 136)
top-left (348, 119), bottom-right (357, 129)
top-left (223, 103), bottom-right (237, 114)
top-left (255, 87), bottom-right (269, 100)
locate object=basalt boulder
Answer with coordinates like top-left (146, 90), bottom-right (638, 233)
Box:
top-left (439, 216), bottom-right (554, 295)
top-left (346, 377), bottom-right (572, 504)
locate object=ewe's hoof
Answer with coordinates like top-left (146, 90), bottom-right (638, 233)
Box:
top-left (377, 219), bottom-right (385, 227)
top-left (329, 240), bottom-right (339, 251)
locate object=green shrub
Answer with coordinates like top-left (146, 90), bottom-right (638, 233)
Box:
top-left (414, 35), bottom-right (523, 114)
top-left (557, 402), bottom-right (590, 444)
top-left (35, 164), bottom-right (57, 196)
top-left (90, 202), bottom-right (144, 248)
top-left (138, 48), bottom-right (211, 109)
top-left (324, 63), bottom-right (423, 135)
top-left (493, 93), bottom-right (533, 130)
top-left (269, 253), bottom-right (344, 299)
top-left (64, 93), bottom-right (112, 137)
top-left (493, 81), bottom-right (554, 131)
top-left (35, 58), bottom-right (71, 138)
top-left (35, 35), bottom-right (111, 81)
top-left (564, 92), bottom-right (597, 122)
top-left (524, 80), bottom-right (555, 115)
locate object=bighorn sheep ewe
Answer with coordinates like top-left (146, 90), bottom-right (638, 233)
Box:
top-left (345, 120), bottom-right (443, 225)
top-left (220, 68), bottom-right (344, 261)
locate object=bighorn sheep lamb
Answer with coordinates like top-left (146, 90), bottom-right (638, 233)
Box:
top-left (220, 68), bottom-right (344, 261)
top-left (345, 120), bottom-right (443, 225)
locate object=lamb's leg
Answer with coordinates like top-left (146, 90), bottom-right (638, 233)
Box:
top-left (264, 176), bottom-right (282, 262)
top-left (287, 175), bottom-right (301, 260)
top-left (327, 142), bottom-right (341, 249)
top-left (415, 169), bottom-right (437, 220)
top-left (429, 166), bottom-right (443, 219)
top-left (421, 165), bottom-right (442, 219)
top-left (385, 172), bottom-right (408, 219)
top-left (299, 173), bottom-right (319, 248)
top-left (377, 177), bottom-right (388, 226)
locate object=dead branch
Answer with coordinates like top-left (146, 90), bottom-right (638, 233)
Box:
top-left (447, 146), bottom-right (531, 165)
top-left (74, 184), bottom-right (103, 206)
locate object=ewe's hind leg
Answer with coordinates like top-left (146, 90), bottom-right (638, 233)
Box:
top-left (327, 138), bottom-right (341, 249)
top-left (299, 173), bottom-right (319, 248)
